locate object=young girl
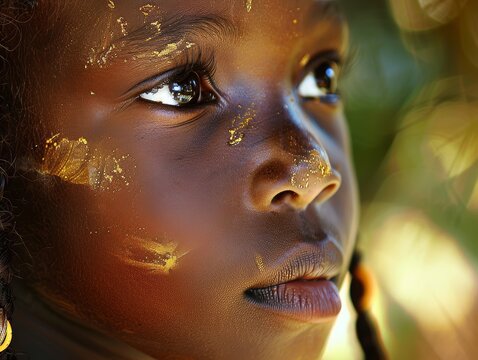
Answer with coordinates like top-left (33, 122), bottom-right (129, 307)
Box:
top-left (0, 0), bottom-right (384, 358)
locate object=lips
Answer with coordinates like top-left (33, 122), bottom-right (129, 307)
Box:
top-left (245, 239), bottom-right (343, 323)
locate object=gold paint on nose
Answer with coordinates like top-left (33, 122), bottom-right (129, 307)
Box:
top-left (291, 148), bottom-right (332, 190)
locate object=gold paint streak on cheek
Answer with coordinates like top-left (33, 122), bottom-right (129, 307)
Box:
top-left (228, 103), bottom-right (257, 146)
top-left (246, 0), bottom-right (253, 12)
top-left (119, 234), bottom-right (189, 274)
top-left (255, 254), bottom-right (265, 273)
top-left (40, 134), bottom-right (131, 192)
top-left (107, 0), bottom-right (115, 9)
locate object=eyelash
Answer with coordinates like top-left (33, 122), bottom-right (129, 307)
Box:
top-left (137, 48), bottom-right (219, 108)
top-left (137, 49), bottom-right (344, 109)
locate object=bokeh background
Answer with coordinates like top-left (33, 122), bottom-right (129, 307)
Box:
top-left (323, 0), bottom-right (478, 359)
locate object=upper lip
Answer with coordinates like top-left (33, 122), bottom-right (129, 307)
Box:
top-left (246, 234), bottom-right (343, 291)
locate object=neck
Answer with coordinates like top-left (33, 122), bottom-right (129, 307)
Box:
top-left (12, 282), bottom-right (154, 360)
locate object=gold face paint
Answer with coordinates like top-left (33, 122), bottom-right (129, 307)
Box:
top-left (228, 104), bottom-right (257, 146)
top-left (300, 54), bottom-right (310, 67)
top-left (116, 17), bottom-right (128, 36)
top-left (150, 20), bottom-right (161, 32)
top-left (291, 148), bottom-right (332, 189)
top-left (40, 134), bottom-right (130, 192)
top-left (139, 4), bottom-right (158, 17)
top-left (86, 43), bottom-right (117, 69)
top-left (107, 0), bottom-right (115, 9)
top-left (119, 234), bottom-right (189, 274)
top-left (246, 0), bottom-right (253, 12)
top-left (255, 254), bottom-right (265, 273)
top-left (152, 42), bottom-right (178, 57)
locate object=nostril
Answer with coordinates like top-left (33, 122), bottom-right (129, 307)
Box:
top-left (314, 182), bottom-right (339, 203)
top-left (271, 190), bottom-right (299, 205)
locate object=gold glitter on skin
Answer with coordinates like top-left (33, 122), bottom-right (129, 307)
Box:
top-left (246, 0), bottom-right (253, 12)
top-left (86, 43), bottom-right (117, 69)
top-left (85, 10), bottom-right (117, 69)
top-left (290, 148), bottom-right (332, 189)
top-left (228, 104), bottom-right (257, 146)
top-left (255, 254), bottom-right (265, 273)
top-left (144, 19), bottom-right (162, 41)
top-left (107, 0), bottom-right (115, 9)
top-left (150, 20), bottom-right (161, 32)
top-left (154, 42), bottom-right (178, 57)
top-left (121, 235), bottom-right (189, 274)
top-left (139, 4), bottom-right (156, 17)
top-left (117, 17), bottom-right (128, 36)
top-left (40, 134), bottom-right (130, 191)
top-left (300, 53), bottom-right (310, 67)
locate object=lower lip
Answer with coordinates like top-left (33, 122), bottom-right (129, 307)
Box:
top-left (246, 280), bottom-right (341, 323)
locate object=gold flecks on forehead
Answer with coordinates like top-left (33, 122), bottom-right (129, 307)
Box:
top-left (139, 4), bottom-right (157, 17)
top-left (255, 254), bottom-right (265, 273)
top-left (291, 148), bottom-right (332, 189)
top-left (40, 134), bottom-right (131, 192)
top-left (86, 44), bottom-right (116, 68)
top-left (152, 42), bottom-right (177, 57)
top-left (116, 16), bottom-right (128, 36)
top-left (150, 20), bottom-right (161, 32)
top-left (228, 104), bottom-right (257, 146)
top-left (144, 19), bottom-right (162, 41)
top-left (107, 0), bottom-right (115, 9)
top-left (122, 234), bottom-right (189, 274)
top-left (246, 0), bottom-right (253, 12)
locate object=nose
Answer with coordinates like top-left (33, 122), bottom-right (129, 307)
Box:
top-left (249, 127), bottom-right (341, 212)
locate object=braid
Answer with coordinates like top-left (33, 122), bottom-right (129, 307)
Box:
top-left (349, 250), bottom-right (388, 360)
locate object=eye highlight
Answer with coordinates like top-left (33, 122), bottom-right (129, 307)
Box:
top-left (298, 60), bottom-right (340, 104)
top-left (139, 71), bottom-right (217, 107)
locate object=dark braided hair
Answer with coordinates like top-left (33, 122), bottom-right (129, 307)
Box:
top-left (0, 0), bottom-right (37, 358)
top-left (350, 249), bottom-right (388, 360)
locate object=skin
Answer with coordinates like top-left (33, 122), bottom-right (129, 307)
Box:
top-left (11, 0), bottom-right (359, 359)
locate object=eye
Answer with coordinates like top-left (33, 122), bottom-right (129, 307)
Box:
top-left (139, 71), bottom-right (216, 107)
top-left (298, 61), bottom-right (340, 103)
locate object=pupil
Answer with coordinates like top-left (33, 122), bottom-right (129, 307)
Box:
top-left (169, 72), bottom-right (200, 105)
top-left (314, 62), bottom-right (337, 94)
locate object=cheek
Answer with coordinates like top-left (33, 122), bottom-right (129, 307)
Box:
top-left (38, 134), bottom-right (131, 191)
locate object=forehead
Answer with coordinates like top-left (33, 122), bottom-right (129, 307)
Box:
top-left (61, 0), bottom-right (343, 38)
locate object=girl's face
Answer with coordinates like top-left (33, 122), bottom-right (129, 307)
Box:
top-left (16, 0), bottom-right (358, 358)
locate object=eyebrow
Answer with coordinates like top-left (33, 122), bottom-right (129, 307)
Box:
top-left (97, 2), bottom-right (344, 66)
top-left (103, 14), bottom-right (241, 61)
